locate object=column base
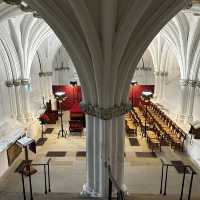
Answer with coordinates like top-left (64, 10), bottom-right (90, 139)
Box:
top-left (178, 114), bottom-right (187, 122)
top-left (25, 113), bottom-right (34, 122)
top-left (81, 183), bottom-right (101, 198)
top-left (17, 114), bottom-right (26, 122)
top-left (187, 115), bottom-right (193, 123)
top-left (122, 184), bottom-right (127, 194)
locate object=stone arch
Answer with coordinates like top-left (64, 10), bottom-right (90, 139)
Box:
top-left (23, 0), bottom-right (192, 196)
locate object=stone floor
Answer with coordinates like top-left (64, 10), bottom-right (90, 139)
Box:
top-left (0, 113), bottom-right (200, 199)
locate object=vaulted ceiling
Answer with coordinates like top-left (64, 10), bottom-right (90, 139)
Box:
top-left (24, 0), bottom-right (191, 107)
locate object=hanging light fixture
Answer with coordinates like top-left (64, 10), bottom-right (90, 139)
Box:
top-left (141, 91), bottom-right (153, 101)
top-left (20, 1), bottom-right (34, 12)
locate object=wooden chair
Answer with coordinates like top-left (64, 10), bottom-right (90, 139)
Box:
top-left (69, 120), bottom-right (84, 136)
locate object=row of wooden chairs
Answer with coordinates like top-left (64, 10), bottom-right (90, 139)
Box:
top-left (125, 113), bottom-right (137, 137)
top-left (131, 107), bottom-right (162, 151)
top-left (147, 102), bottom-right (186, 151)
top-left (131, 107), bottom-right (149, 136)
top-left (146, 130), bottom-right (161, 152)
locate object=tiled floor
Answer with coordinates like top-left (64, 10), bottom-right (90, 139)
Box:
top-left (0, 114), bottom-right (200, 199)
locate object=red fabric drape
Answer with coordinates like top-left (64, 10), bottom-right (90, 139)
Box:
top-left (128, 84), bottom-right (154, 107)
top-left (52, 85), bottom-right (82, 110)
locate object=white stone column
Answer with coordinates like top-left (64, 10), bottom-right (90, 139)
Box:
top-left (13, 80), bottom-right (24, 121)
top-left (179, 79), bottom-right (189, 122)
top-left (21, 79), bottom-right (32, 122)
top-left (187, 80), bottom-right (197, 123)
top-left (115, 115), bottom-right (126, 190)
top-left (39, 72), bottom-right (53, 102)
top-left (43, 74), bottom-right (52, 100)
top-left (82, 115), bottom-right (95, 196)
top-left (157, 74), bottom-right (163, 102)
top-left (5, 81), bottom-right (17, 119)
top-left (44, 76), bottom-right (49, 99)
top-left (47, 74), bottom-right (53, 98)
top-left (39, 73), bottom-right (45, 103)
top-left (93, 116), bottom-right (101, 196)
top-left (153, 72), bottom-right (160, 100)
top-left (81, 103), bottom-right (129, 197)
top-left (196, 81), bottom-right (200, 96)
top-left (160, 72), bottom-right (168, 103)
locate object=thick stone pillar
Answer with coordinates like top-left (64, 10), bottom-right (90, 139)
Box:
top-left (187, 80), bottom-right (197, 123)
top-left (179, 79), bottom-right (189, 121)
top-left (81, 103), bottom-right (130, 197)
top-left (5, 81), bottom-right (17, 119)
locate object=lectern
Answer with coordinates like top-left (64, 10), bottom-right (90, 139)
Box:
top-left (17, 136), bottom-right (37, 176)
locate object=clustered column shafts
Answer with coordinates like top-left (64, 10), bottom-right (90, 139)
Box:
top-left (82, 115), bottom-right (125, 197)
top-left (5, 79), bottom-right (32, 122)
top-left (153, 71), bottom-right (168, 103)
top-left (187, 80), bottom-right (197, 122)
top-left (39, 71), bottom-right (53, 102)
top-left (179, 79), bottom-right (189, 121)
top-left (179, 79), bottom-right (198, 123)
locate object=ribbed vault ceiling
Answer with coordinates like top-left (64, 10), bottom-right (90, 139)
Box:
top-left (19, 0), bottom-right (192, 106)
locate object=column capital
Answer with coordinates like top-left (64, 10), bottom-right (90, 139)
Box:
top-left (39, 71), bottom-right (53, 77)
top-left (80, 103), bottom-right (132, 120)
top-left (13, 79), bottom-right (21, 86)
top-left (192, 0), bottom-right (200, 6)
top-left (188, 80), bottom-right (197, 88)
top-left (196, 81), bottom-right (200, 88)
top-left (21, 78), bottom-right (31, 85)
top-left (160, 71), bottom-right (168, 77)
top-left (55, 66), bottom-right (70, 71)
top-left (5, 80), bottom-right (14, 87)
top-left (179, 79), bottom-right (189, 87)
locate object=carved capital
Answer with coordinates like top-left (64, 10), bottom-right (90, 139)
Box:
top-left (55, 66), bottom-right (70, 71)
top-left (188, 80), bottom-right (197, 87)
top-left (39, 71), bottom-right (53, 77)
top-left (192, 0), bottom-right (200, 5)
top-left (160, 71), bottom-right (168, 77)
top-left (154, 71), bottom-right (160, 76)
top-left (80, 103), bottom-right (132, 120)
top-left (21, 79), bottom-right (30, 85)
top-left (13, 79), bottom-right (21, 86)
top-left (179, 79), bottom-right (189, 87)
top-left (5, 80), bottom-right (14, 87)
top-left (33, 12), bottom-right (41, 18)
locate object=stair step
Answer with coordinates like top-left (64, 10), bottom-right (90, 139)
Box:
top-left (0, 191), bottom-right (199, 200)
top-left (128, 193), bottom-right (199, 200)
